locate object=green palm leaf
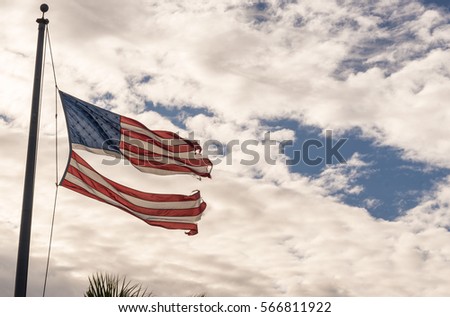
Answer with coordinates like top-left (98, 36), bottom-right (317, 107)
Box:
top-left (84, 273), bottom-right (152, 297)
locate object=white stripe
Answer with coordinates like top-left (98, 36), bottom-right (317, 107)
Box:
top-left (122, 148), bottom-right (210, 174)
top-left (68, 158), bottom-right (202, 210)
top-left (121, 122), bottom-right (194, 146)
top-left (65, 172), bottom-right (202, 223)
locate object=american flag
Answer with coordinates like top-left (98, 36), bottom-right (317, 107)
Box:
top-left (59, 91), bottom-right (211, 235)
top-left (60, 91), bottom-right (212, 178)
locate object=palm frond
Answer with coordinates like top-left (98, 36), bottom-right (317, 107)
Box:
top-left (84, 273), bottom-right (152, 297)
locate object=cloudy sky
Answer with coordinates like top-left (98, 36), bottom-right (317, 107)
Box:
top-left (1, 0), bottom-right (450, 296)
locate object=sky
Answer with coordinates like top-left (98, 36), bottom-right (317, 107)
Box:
top-left (1, 0), bottom-right (450, 296)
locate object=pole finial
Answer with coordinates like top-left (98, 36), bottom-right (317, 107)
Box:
top-left (40, 4), bottom-right (49, 13)
top-left (37, 4), bottom-right (49, 24)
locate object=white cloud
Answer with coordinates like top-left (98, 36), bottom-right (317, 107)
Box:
top-left (313, 153), bottom-right (371, 196)
top-left (364, 198), bottom-right (382, 209)
top-left (399, 176), bottom-right (450, 232)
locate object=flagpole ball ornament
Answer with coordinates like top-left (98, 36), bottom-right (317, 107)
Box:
top-left (37, 4), bottom-right (49, 24)
top-left (40, 4), bottom-right (49, 13)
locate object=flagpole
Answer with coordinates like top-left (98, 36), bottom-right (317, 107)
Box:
top-left (15, 4), bottom-right (49, 297)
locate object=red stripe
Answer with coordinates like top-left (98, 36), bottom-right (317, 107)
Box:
top-left (144, 220), bottom-right (198, 236)
top-left (121, 116), bottom-right (148, 130)
top-left (121, 141), bottom-right (212, 167)
top-left (61, 178), bottom-right (111, 206)
top-left (65, 152), bottom-right (206, 217)
top-left (125, 154), bottom-right (212, 178)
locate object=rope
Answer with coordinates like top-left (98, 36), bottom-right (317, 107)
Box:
top-left (46, 25), bottom-right (59, 90)
top-left (42, 26), bottom-right (60, 297)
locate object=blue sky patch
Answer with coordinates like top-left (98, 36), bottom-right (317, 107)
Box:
top-left (333, 2), bottom-right (449, 79)
top-left (0, 114), bottom-right (12, 123)
top-left (252, 1), bottom-right (270, 12)
top-left (144, 101), bottom-right (213, 130)
top-left (139, 74), bottom-right (153, 84)
top-left (262, 118), bottom-right (450, 220)
top-left (90, 91), bottom-right (115, 111)
top-left (421, 0), bottom-right (450, 10)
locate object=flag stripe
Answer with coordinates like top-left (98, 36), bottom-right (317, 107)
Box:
top-left (66, 163), bottom-right (204, 212)
top-left (123, 153), bottom-right (212, 178)
top-left (68, 151), bottom-right (203, 203)
top-left (144, 220), bottom-right (198, 236)
top-left (121, 141), bottom-right (211, 167)
top-left (73, 141), bottom-right (212, 177)
top-left (121, 133), bottom-right (194, 159)
top-left (122, 149), bottom-right (211, 177)
top-left (62, 151), bottom-right (206, 223)
top-left (64, 174), bottom-right (203, 221)
top-left (62, 178), bottom-right (199, 235)
top-left (121, 116), bottom-right (201, 149)
top-left (121, 122), bottom-right (193, 147)
top-left (121, 129), bottom-right (197, 153)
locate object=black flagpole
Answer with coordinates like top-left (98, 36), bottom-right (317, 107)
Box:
top-left (15, 4), bottom-right (49, 297)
